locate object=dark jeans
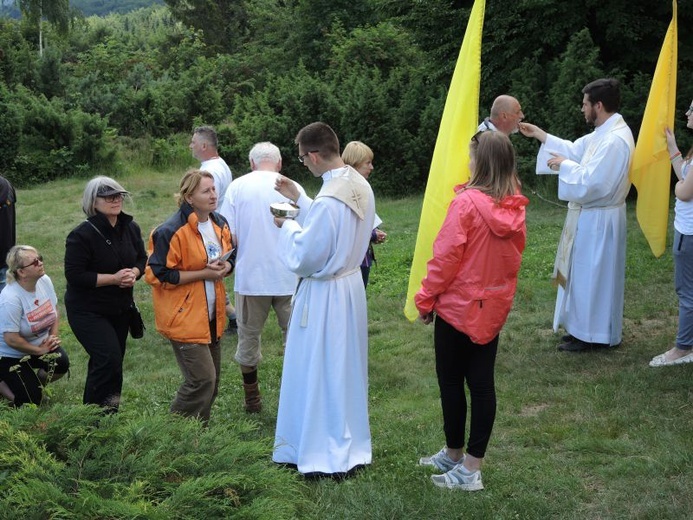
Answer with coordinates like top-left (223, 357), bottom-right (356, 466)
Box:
top-left (434, 315), bottom-right (498, 459)
top-left (0, 346), bottom-right (70, 406)
top-left (67, 308), bottom-right (129, 411)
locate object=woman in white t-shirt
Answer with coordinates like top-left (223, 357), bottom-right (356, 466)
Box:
top-left (650, 105), bottom-right (693, 367)
top-left (0, 245), bottom-right (70, 406)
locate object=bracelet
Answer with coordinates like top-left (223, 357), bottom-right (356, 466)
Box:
top-left (670, 151), bottom-right (682, 161)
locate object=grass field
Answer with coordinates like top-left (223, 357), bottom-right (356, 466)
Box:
top-left (2, 167), bottom-right (692, 519)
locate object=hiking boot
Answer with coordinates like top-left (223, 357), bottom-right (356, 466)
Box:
top-left (431, 463), bottom-right (484, 491)
top-left (226, 316), bottom-right (237, 335)
top-left (243, 381), bottom-right (261, 413)
top-left (418, 448), bottom-right (462, 473)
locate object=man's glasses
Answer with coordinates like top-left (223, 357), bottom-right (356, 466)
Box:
top-left (98, 193), bottom-right (125, 203)
top-left (19, 255), bottom-right (43, 269)
top-left (298, 150), bottom-right (319, 164)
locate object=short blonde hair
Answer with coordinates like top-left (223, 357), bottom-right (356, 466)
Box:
top-left (175, 169), bottom-right (214, 207)
top-left (342, 141), bottom-right (374, 169)
top-left (5, 245), bottom-right (39, 284)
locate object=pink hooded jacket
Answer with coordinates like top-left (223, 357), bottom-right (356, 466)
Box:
top-left (415, 185), bottom-right (528, 344)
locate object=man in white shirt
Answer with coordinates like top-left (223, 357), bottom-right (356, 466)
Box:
top-left (190, 126), bottom-right (233, 199)
top-left (190, 125), bottom-right (236, 331)
top-left (218, 142), bottom-right (305, 413)
top-left (271, 122), bottom-right (375, 477)
top-left (520, 78), bottom-right (634, 352)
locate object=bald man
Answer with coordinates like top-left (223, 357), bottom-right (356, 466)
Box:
top-left (477, 95), bottom-right (524, 135)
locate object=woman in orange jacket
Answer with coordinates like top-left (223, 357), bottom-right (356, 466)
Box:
top-left (416, 131), bottom-right (528, 491)
top-left (146, 170), bottom-right (234, 424)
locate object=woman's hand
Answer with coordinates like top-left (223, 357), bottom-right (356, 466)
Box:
top-left (113, 268), bottom-right (137, 288)
top-left (205, 260), bottom-right (232, 280)
top-left (665, 127), bottom-right (678, 155)
top-left (40, 335), bottom-right (61, 353)
top-left (374, 229), bottom-right (387, 244)
top-left (419, 312), bottom-right (434, 325)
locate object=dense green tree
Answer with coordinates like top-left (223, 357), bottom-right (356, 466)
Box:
top-left (15, 0), bottom-right (76, 55)
top-left (163, 0), bottom-right (250, 53)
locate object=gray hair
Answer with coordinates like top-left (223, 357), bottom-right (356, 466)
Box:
top-left (193, 125), bottom-right (218, 149)
top-left (81, 176), bottom-right (129, 216)
top-left (248, 142), bottom-right (281, 166)
top-left (6, 245), bottom-right (38, 284)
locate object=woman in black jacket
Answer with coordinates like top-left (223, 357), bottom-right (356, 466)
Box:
top-left (65, 176), bottom-right (147, 412)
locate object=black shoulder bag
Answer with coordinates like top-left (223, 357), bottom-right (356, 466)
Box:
top-left (86, 220), bottom-right (145, 339)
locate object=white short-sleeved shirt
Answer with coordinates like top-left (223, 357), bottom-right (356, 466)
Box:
top-left (200, 157), bottom-right (233, 202)
top-left (0, 275), bottom-right (58, 357)
top-left (219, 170), bottom-right (306, 296)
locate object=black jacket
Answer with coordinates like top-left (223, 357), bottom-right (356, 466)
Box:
top-left (64, 211), bottom-right (147, 315)
top-left (0, 176), bottom-right (16, 270)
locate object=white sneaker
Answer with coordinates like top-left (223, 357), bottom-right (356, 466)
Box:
top-left (431, 463), bottom-right (484, 491)
top-left (418, 448), bottom-right (462, 473)
top-left (649, 351), bottom-right (693, 367)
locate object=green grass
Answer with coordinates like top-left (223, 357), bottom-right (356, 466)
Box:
top-left (3, 169), bottom-right (692, 519)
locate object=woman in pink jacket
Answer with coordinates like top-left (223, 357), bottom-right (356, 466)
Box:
top-left (416, 131), bottom-right (528, 491)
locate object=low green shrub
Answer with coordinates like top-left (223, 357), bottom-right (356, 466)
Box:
top-left (0, 404), bottom-right (309, 519)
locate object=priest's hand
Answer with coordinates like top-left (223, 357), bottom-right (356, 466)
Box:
top-left (547, 153), bottom-right (566, 171)
top-left (274, 216), bottom-right (288, 228)
top-left (275, 175), bottom-right (299, 202)
top-left (518, 122), bottom-right (547, 143)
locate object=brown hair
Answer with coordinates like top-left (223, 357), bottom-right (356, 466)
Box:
top-left (295, 122), bottom-right (340, 159)
top-left (467, 131), bottom-right (520, 201)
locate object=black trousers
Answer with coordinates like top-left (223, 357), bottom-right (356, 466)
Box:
top-left (434, 315), bottom-right (498, 459)
top-left (67, 308), bottom-right (129, 411)
top-left (0, 346), bottom-right (70, 406)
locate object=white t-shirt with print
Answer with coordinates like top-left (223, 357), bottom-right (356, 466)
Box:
top-left (0, 275), bottom-right (58, 358)
top-left (198, 219), bottom-right (221, 320)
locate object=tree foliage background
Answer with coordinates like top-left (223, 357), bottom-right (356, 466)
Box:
top-left (0, 0), bottom-right (691, 195)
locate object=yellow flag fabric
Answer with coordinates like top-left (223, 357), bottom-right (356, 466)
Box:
top-left (403, 0), bottom-right (486, 321)
top-left (629, 0), bottom-right (678, 258)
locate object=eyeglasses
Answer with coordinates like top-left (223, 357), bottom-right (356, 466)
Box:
top-left (19, 255), bottom-right (43, 269)
top-left (298, 150), bottom-right (319, 164)
top-left (98, 193), bottom-right (125, 203)
top-left (470, 131), bottom-right (484, 144)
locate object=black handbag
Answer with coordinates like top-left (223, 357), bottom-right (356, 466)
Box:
top-left (87, 220), bottom-right (146, 339)
top-left (129, 302), bottom-right (145, 339)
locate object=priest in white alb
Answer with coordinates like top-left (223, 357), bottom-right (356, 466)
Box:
top-left (272, 122), bottom-right (375, 477)
top-left (520, 78), bottom-right (634, 352)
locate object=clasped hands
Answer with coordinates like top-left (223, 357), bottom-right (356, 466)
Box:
top-left (205, 259), bottom-right (233, 280)
top-left (114, 268), bottom-right (138, 288)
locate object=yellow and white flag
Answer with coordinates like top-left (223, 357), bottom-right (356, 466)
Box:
top-left (630, 0), bottom-right (678, 258)
top-left (403, 0), bottom-right (486, 320)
